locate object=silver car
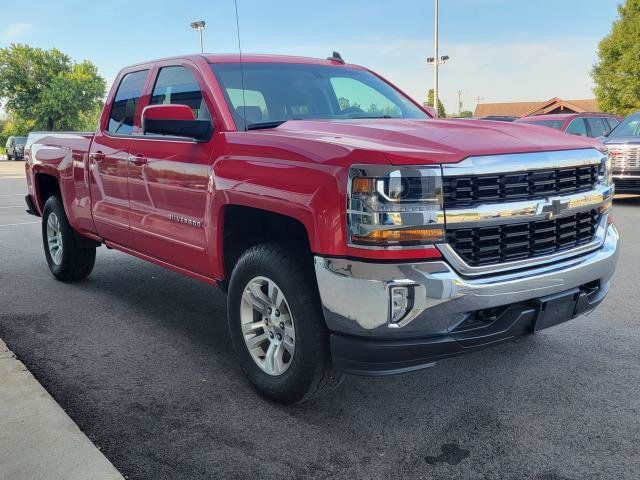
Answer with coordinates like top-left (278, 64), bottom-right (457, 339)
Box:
top-left (604, 112), bottom-right (640, 193)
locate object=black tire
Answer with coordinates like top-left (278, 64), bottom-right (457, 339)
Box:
top-left (227, 242), bottom-right (343, 404)
top-left (42, 195), bottom-right (96, 281)
top-left (6, 154), bottom-right (12, 161)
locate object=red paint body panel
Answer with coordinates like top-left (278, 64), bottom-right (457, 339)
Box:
top-left (24, 54), bottom-right (606, 285)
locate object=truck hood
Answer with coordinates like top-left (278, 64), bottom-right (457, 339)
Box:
top-left (604, 135), bottom-right (640, 146)
top-left (254, 118), bottom-right (602, 165)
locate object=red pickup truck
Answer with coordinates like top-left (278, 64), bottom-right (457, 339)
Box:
top-left (25, 53), bottom-right (619, 404)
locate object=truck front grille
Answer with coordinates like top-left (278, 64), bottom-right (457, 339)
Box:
top-left (442, 165), bottom-right (600, 208)
top-left (446, 210), bottom-right (600, 267)
top-left (609, 145), bottom-right (640, 170)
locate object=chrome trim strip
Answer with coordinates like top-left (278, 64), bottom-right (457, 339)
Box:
top-left (313, 223), bottom-right (618, 336)
top-left (445, 184), bottom-right (612, 227)
top-left (613, 174), bottom-right (640, 179)
top-left (438, 214), bottom-right (610, 277)
top-left (442, 148), bottom-right (605, 177)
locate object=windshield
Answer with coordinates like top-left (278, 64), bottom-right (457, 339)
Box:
top-left (610, 113), bottom-right (640, 137)
top-left (14, 137), bottom-right (27, 145)
top-left (520, 119), bottom-right (565, 130)
top-left (210, 63), bottom-right (427, 130)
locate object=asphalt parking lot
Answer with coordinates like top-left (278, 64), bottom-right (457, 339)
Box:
top-left (1, 161), bottom-right (639, 480)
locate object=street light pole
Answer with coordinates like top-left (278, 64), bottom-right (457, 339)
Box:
top-left (190, 21), bottom-right (206, 54)
top-left (433, 0), bottom-right (439, 117)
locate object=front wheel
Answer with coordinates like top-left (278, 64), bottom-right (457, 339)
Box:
top-left (42, 195), bottom-right (96, 281)
top-left (227, 243), bottom-right (343, 404)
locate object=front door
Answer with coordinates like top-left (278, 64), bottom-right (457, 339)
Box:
top-left (89, 69), bottom-right (149, 246)
top-left (127, 64), bottom-right (214, 276)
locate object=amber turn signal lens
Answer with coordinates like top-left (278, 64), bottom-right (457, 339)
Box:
top-left (352, 227), bottom-right (444, 245)
top-left (351, 177), bottom-right (375, 194)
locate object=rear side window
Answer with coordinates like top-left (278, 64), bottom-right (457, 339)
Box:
top-left (586, 117), bottom-right (608, 137)
top-left (565, 118), bottom-right (588, 137)
top-left (150, 66), bottom-right (210, 120)
top-left (108, 70), bottom-right (148, 135)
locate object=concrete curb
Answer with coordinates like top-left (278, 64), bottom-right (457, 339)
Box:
top-left (0, 339), bottom-right (124, 480)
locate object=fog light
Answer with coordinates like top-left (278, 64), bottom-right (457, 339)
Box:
top-left (390, 286), bottom-right (413, 324)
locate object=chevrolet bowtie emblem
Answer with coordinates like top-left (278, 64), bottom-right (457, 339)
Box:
top-left (538, 198), bottom-right (568, 220)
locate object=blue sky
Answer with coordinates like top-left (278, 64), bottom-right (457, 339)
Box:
top-left (1, 0), bottom-right (622, 113)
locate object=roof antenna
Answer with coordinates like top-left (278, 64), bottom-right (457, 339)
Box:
top-left (234, 0), bottom-right (247, 131)
top-left (327, 51), bottom-right (345, 64)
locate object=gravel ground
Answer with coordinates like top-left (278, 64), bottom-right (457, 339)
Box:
top-left (1, 167), bottom-right (639, 480)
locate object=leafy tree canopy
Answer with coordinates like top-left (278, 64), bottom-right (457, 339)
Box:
top-left (426, 89), bottom-right (446, 117)
top-left (0, 44), bottom-right (105, 131)
top-left (592, 0), bottom-right (640, 115)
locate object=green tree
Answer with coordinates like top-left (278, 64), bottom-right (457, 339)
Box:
top-left (0, 44), bottom-right (105, 131)
top-left (459, 110), bottom-right (474, 118)
top-left (426, 89), bottom-right (446, 117)
top-left (592, 0), bottom-right (640, 115)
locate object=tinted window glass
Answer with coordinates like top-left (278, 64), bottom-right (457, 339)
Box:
top-left (611, 113), bottom-right (640, 137)
top-left (606, 117), bottom-right (619, 131)
top-left (565, 118), bottom-right (588, 136)
top-left (150, 66), bottom-right (210, 120)
top-left (586, 117), bottom-right (608, 137)
top-left (521, 119), bottom-right (564, 130)
top-left (211, 63), bottom-right (427, 130)
top-left (108, 70), bottom-right (148, 135)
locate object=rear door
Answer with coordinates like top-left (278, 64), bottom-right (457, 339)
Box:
top-left (89, 69), bottom-right (150, 245)
top-left (126, 62), bottom-right (215, 276)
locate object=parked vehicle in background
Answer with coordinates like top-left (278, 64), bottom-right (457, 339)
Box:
top-left (24, 53), bottom-right (619, 404)
top-left (515, 113), bottom-right (621, 138)
top-left (602, 111), bottom-right (640, 193)
top-left (5, 136), bottom-right (27, 160)
top-left (480, 115), bottom-right (517, 122)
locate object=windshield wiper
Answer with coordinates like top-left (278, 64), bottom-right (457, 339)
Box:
top-left (246, 120), bottom-right (287, 131)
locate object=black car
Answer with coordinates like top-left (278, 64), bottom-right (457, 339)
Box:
top-left (5, 136), bottom-right (27, 161)
top-left (603, 112), bottom-right (640, 193)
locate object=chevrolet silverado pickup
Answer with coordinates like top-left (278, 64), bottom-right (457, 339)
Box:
top-left (24, 53), bottom-right (619, 404)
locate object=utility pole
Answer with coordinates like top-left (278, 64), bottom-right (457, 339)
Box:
top-left (457, 89), bottom-right (463, 116)
top-left (190, 21), bottom-right (206, 53)
top-left (426, 0), bottom-right (449, 117)
top-left (433, 0), bottom-right (439, 117)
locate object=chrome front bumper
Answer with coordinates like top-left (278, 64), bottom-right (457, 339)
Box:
top-left (314, 223), bottom-right (619, 339)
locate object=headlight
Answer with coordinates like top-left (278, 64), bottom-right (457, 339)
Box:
top-left (347, 165), bottom-right (444, 248)
top-left (599, 152), bottom-right (612, 186)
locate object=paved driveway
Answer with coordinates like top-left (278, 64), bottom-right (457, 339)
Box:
top-left (0, 164), bottom-right (638, 480)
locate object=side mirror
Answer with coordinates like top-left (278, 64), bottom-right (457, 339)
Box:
top-left (142, 104), bottom-right (213, 142)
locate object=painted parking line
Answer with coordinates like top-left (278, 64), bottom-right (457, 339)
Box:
top-left (0, 194), bottom-right (25, 197)
top-left (0, 221), bottom-right (39, 228)
top-left (0, 206), bottom-right (25, 209)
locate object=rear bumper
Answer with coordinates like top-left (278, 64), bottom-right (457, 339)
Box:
top-left (315, 223), bottom-right (619, 375)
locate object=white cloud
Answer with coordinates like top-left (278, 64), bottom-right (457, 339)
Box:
top-left (2, 22), bottom-right (32, 40)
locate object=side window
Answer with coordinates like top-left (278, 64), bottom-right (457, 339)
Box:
top-left (331, 77), bottom-right (402, 117)
top-left (586, 117), bottom-right (608, 137)
top-left (108, 70), bottom-right (148, 135)
top-left (606, 117), bottom-right (619, 131)
top-left (565, 118), bottom-right (588, 137)
top-left (150, 66), bottom-right (210, 121)
top-left (225, 88), bottom-right (269, 123)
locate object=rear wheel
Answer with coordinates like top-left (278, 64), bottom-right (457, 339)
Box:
top-left (42, 195), bottom-right (96, 281)
top-left (227, 243), bottom-right (343, 404)
top-left (6, 154), bottom-right (12, 161)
